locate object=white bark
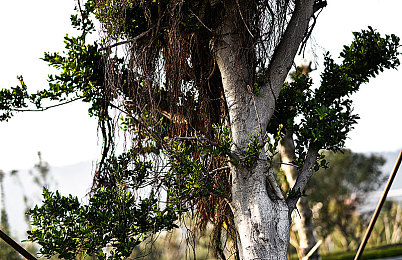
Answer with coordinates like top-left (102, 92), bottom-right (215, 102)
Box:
top-left (215, 26), bottom-right (290, 257)
top-left (231, 161), bottom-right (290, 259)
top-left (213, 0), bottom-right (315, 258)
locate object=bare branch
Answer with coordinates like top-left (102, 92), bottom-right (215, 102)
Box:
top-left (101, 27), bottom-right (154, 50)
top-left (173, 136), bottom-right (210, 142)
top-left (247, 84), bottom-right (264, 142)
top-left (189, 10), bottom-right (212, 33)
top-left (76, 0), bottom-right (84, 21)
top-left (286, 146), bottom-right (319, 211)
top-left (271, 161), bottom-right (298, 168)
top-left (11, 97), bottom-right (83, 112)
top-left (313, 1), bottom-right (327, 13)
top-left (236, 0), bottom-right (254, 38)
top-left (266, 166), bottom-right (285, 200)
top-left (210, 166), bottom-right (230, 175)
top-left (298, 2), bottom-right (326, 56)
top-left (262, 0), bottom-right (315, 102)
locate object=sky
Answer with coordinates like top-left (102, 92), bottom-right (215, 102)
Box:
top-left (1, 0), bottom-right (402, 173)
top-left (0, 0), bottom-right (99, 172)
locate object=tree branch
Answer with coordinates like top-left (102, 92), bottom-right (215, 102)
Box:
top-left (101, 27), bottom-right (153, 50)
top-left (266, 166), bottom-right (285, 200)
top-left (189, 10), bottom-right (212, 33)
top-left (313, 1), bottom-right (327, 13)
top-left (210, 166), bottom-right (230, 175)
top-left (11, 97), bottom-right (83, 112)
top-left (286, 146), bottom-right (319, 211)
top-left (262, 0), bottom-right (315, 103)
top-left (271, 161), bottom-right (298, 168)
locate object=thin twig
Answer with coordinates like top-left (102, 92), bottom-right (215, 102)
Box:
top-left (271, 161), bottom-right (299, 168)
top-left (11, 97), bottom-right (83, 112)
top-left (101, 27), bottom-right (153, 50)
top-left (266, 3), bottom-right (275, 37)
top-left (224, 198), bottom-right (235, 214)
top-left (76, 0), bottom-right (84, 20)
top-left (173, 136), bottom-right (208, 141)
top-left (286, 146), bottom-right (319, 211)
top-left (189, 10), bottom-right (212, 33)
top-left (210, 166), bottom-right (230, 175)
top-left (236, 0), bottom-right (254, 38)
top-left (298, 13), bottom-right (317, 56)
top-left (298, 2), bottom-right (326, 56)
top-left (266, 167), bottom-right (285, 200)
top-left (108, 102), bottom-right (169, 154)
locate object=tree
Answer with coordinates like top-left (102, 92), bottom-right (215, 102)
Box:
top-left (307, 150), bottom-right (385, 251)
top-left (0, 1), bottom-right (400, 259)
top-left (369, 200), bottom-right (402, 247)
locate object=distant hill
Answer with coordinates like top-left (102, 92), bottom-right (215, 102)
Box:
top-left (3, 160), bottom-right (95, 240)
top-left (379, 150), bottom-right (402, 190)
top-left (361, 150), bottom-right (402, 212)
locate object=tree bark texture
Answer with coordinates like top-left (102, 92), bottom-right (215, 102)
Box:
top-left (213, 0), bottom-right (315, 258)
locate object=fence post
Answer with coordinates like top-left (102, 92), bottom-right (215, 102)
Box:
top-left (0, 230), bottom-right (36, 260)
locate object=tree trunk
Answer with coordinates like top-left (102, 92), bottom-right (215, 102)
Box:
top-left (214, 13), bottom-right (290, 258)
top-left (230, 162), bottom-right (290, 259)
top-left (213, 1), bottom-right (315, 258)
top-left (280, 130), bottom-right (320, 259)
top-left (296, 197), bottom-right (320, 259)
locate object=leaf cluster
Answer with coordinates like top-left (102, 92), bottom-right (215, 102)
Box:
top-left (0, 0), bottom-right (108, 121)
top-left (2, 1), bottom-right (400, 258)
top-left (0, 77), bottom-right (29, 120)
top-left (243, 133), bottom-right (262, 168)
top-left (165, 124), bottom-right (232, 210)
top-left (27, 121), bottom-right (233, 259)
top-left (27, 187), bottom-right (178, 259)
top-left (268, 27), bottom-right (400, 169)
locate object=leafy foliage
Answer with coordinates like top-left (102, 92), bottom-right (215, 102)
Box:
top-left (28, 186), bottom-right (178, 260)
top-left (243, 133), bottom-right (263, 168)
top-left (268, 27), bottom-right (400, 172)
top-left (27, 125), bottom-right (233, 259)
top-left (0, 77), bottom-right (29, 121)
top-left (0, 0), bottom-right (400, 258)
top-left (0, 0), bottom-right (105, 122)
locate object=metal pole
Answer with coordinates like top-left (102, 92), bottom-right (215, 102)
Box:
top-left (0, 229), bottom-right (36, 260)
top-left (354, 149), bottom-right (402, 260)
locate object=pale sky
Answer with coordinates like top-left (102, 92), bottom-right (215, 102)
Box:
top-left (1, 0), bottom-right (402, 172)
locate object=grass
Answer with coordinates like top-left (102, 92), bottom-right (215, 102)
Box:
top-left (321, 243), bottom-right (402, 260)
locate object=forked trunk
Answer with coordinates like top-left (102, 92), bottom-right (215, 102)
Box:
top-left (231, 161), bottom-right (290, 259)
top-left (215, 25), bottom-right (291, 258)
top-left (213, 1), bottom-right (315, 258)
